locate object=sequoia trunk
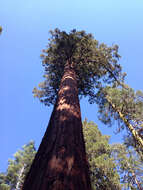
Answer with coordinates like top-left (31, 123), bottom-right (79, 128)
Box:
top-left (22, 62), bottom-right (91, 190)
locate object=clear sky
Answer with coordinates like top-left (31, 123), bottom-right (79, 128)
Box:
top-left (0, 0), bottom-right (143, 172)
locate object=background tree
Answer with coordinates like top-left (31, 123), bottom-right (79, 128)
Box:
top-left (0, 141), bottom-right (36, 190)
top-left (22, 28), bottom-right (123, 190)
top-left (33, 29), bottom-right (122, 105)
top-left (111, 143), bottom-right (143, 190)
top-left (96, 85), bottom-right (143, 153)
top-left (83, 120), bottom-right (121, 190)
top-left (0, 175), bottom-right (10, 190)
top-left (124, 135), bottom-right (143, 162)
top-left (1, 121), bottom-right (121, 190)
top-left (1, 121), bottom-right (142, 190)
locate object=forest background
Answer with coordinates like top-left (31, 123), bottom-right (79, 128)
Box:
top-left (0, 0), bottom-right (143, 172)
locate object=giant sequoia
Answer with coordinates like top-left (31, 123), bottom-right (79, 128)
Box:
top-left (22, 29), bottom-right (122, 190)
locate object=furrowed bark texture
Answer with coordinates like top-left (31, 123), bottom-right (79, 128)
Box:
top-left (22, 63), bottom-right (91, 190)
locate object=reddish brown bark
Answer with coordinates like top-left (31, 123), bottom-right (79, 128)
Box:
top-left (22, 62), bottom-right (92, 190)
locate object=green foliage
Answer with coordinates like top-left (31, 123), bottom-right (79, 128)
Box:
top-left (33, 28), bottom-right (122, 106)
top-left (0, 173), bottom-right (10, 190)
top-left (83, 120), bottom-right (121, 190)
top-left (83, 120), bottom-right (143, 189)
top-left (0, 183), bottom-right (10, 190)
top-left (98, 86), bottom-right (143, 126)
top-left (111, 144), bottom-right (143, 189)
top-left (1, 123), bottom-right (143, 189)
top-left (0, 141), bottom-right (36, 190)
top-left (124, 135), bottom-right (143, 162)
top-left (96, 86), bottom-right (143, 152)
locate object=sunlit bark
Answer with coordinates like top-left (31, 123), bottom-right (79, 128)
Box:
top-left (22, 61), bottom-right (91, 190)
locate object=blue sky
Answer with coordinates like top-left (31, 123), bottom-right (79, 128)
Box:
top-left (0, 0), bottom-right (143, 171)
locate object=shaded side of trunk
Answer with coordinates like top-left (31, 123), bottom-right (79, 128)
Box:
top-left (106, 96), bottom-right (143, 149)
top-left (22, 62), bottom-right (91, 190)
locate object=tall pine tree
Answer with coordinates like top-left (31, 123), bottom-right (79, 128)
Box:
top-left (96, 85), bottom-right (143, 152)
top-left (0, 141), bottom-right (36, 190)
top-left (111, 143), bottom-right (143, 190)
top-left (83, 120), bottom-right (121, 190)
top-left (23, 29), bottom-right (122, 190)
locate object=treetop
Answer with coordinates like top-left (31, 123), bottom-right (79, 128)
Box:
top-left (33, 28), bottom-right (123, 106)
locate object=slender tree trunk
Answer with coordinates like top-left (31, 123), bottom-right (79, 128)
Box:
top-left (22, 61), bottom-right (91, 190)
top-left (16, 164), bottom-right (26, 190)
top-left (106, 96), bottom-right (143, 148)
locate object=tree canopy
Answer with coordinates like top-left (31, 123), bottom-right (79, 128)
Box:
top-left (83, 120), bottom-right (143, 189)
top-left (33, 28), bottom-right (122, 106)
top-left (112, 143), bottom-right (143, 189)
top-left (97, 86), bottom-right (143, 128)
top-left (0, 141), bottom-right (36, 190)
top-left (96, 85), bottom-right (143, 153)
top-left (83, 120), bottom-right (121, 190)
